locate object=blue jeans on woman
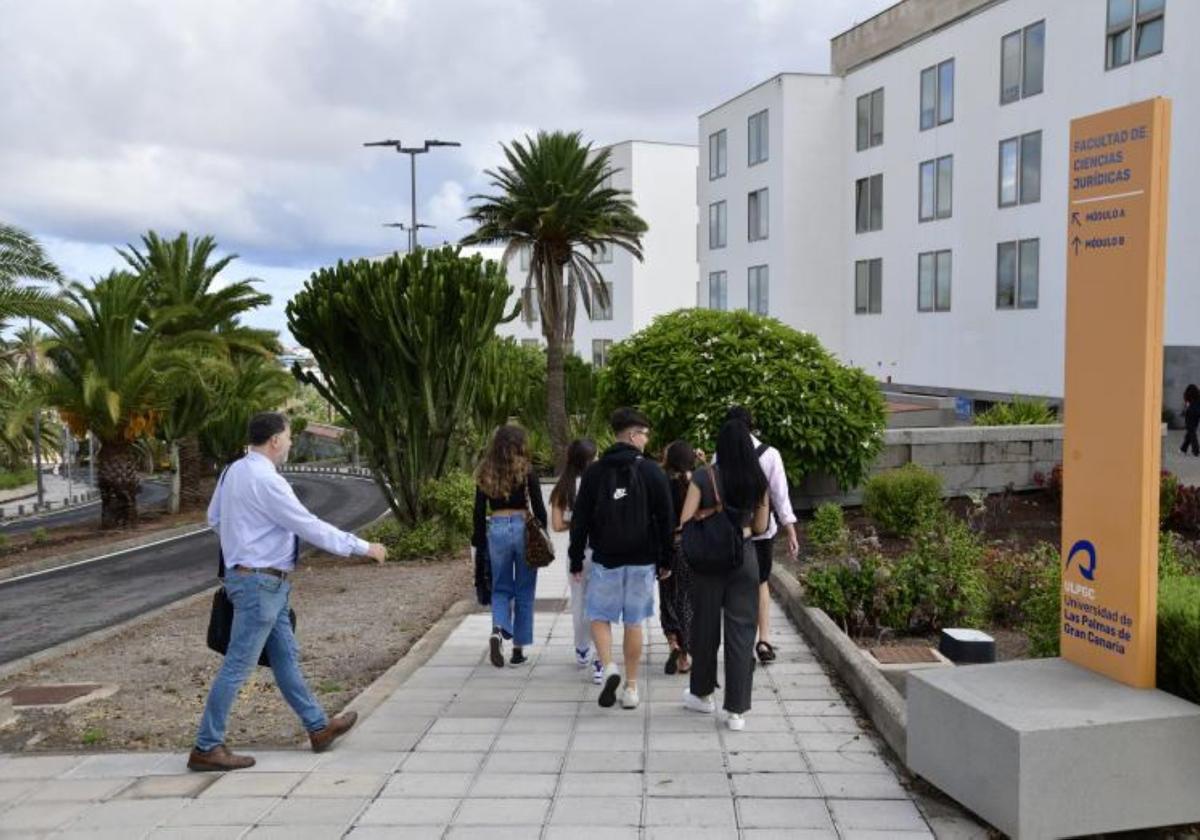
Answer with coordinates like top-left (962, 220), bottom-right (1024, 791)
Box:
top-left (487, 514), bottom-right (538, 647)
top-left (195, 571), bottom-right (327, 751)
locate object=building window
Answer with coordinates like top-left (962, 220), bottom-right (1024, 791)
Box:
top-left (996, 239), bottom-right (1040, 310)
top-left (521, 287), bottom-right (538, 322)
top-left (708, 271), bottom-right (728, 310)
top-left (521, 338), bottom-right (540, 349)
top-left (592, 339), bottom-right (613, 367)
top-left (855, 174), bottom-right (883, 233)
top-left (748, 188), bottom-right (769, 241)
top-left (747, 265), bottom-right (769, 315)
top-left (1001, 20), bottom-right (1046, 104)
top-left (918, 250), bottom-right (952, 312)
top-left (855, 259), bottom-right (882, 314)
top-left (708, 201), bottom-right (727, 249)
top-left (856, 88), bottom-right (884, 151)
top-left (593, 242), bottom-right (613, 264)
top-left (920, 59), bottom-right (954, 130)
top-left (709, 129), bottom-right (727, 179)
top-left (748, 109), bottom-right (769, 166)
top-left (918, 155), bottom-right (953, 222)
top-left (594, 281), bottom-right (613, 320)
top-left (1107, 0), bottom-right (1165, 69)
top-left (998, 131), bottom-right (1042, 207)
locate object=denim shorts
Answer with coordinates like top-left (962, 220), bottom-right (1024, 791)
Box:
top-left (586, 563), bottom-right (657, 625)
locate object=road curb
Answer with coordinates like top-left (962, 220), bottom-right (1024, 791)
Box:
top-left (769, 563), bottom-right (908, 763)
top-left (342, 598), bottom-right (475, 722)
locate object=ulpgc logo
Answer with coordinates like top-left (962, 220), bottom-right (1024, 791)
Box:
top-left (1064, 539), bottom-right (1097, 600)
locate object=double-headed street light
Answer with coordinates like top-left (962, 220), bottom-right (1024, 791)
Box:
top-left (364, 138), bottom-right (461, 251)
top-left (382, 221), bottom-right (436, 252)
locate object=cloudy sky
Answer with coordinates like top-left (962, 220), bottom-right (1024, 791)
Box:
top-left (1, 0), bottom-right (893, 342)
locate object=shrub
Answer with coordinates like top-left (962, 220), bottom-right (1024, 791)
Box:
top-left (32, 527), bottom-right (49, 545)
top-left (807, 503), bottom-right (848, 558)
top-left (1158, 531), bottom-right (1200, 580)
top-left (887, 512), bottom-right (987, 632)
top-left (597, 309), bottom-right (886, 488)
top-left (1024, 544), bottom-right (1063, 657)
top-left (862, 464), bottom-right (942, 537)
top-left (0, 469), bottom-right (35, 491)
top-left (0, 534), bottom-right (7, 549)
top-left (1167, 483), bottom-right (1200, 534)
top-left (363, 471), bottom-right (474, 561)
top-left (1161, 470), bottom-right (1179, 527)
top-left (973, 397), bottom-right (1056, 426)
top-left (1158, 575), bottom-right (1200, 704)
top-left (802, 545), bottom-right (894, 635)
top-left (982, 543), bottom-right (1059, 628)
top-left (420, 470), bottom-right (475, 538)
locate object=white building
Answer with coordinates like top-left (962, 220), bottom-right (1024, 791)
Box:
top-left (491, 140), bottom-right (699, 367)
top-left (699, 0), bottom-right (1194, 406)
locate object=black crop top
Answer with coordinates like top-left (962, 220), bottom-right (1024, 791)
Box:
top-left (471, 471), bottom-right (549, 548)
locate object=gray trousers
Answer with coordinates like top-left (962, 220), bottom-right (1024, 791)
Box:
top-left (688, 540), bottom-right (760, 714)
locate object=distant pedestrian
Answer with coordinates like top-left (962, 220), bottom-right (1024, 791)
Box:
top-left (550, 438), bottom-right (602, 684)
top-left (189, 412), bottom-right (387, 772)
top-left (473, 424), bottom-right (549, 668)
top-left (680, 418), bottom-right (770, 731)
top-left (725, 406), bottom-right (799, 663)
top-left (569, 408), bottom-right (674, 709)
top-left (660, 440), bottom-right (697, 675)
top-left (1182, 384), bottom-right (1200, 457)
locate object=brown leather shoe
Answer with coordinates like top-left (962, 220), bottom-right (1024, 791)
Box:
top-left (309, 711), bottom-right (357, 753)
top-left (187, 744), bottom-right (256, 772)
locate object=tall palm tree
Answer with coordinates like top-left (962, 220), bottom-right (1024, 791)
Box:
top-left (118, 231), bottom-right (277, 509)
top-left (38, 272), bottom-right (175, 528)
top-left (198, 355), bottom-right (295, 468)
top-left (0, 222), bottom-right (64, 326)
top-left (462, 131), bottom-right (647, 466)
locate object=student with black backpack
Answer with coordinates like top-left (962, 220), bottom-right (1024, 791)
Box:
top-left (569, 407), bottom-right (675, 709)
top-left (678, 418), bottom-right (770, 731)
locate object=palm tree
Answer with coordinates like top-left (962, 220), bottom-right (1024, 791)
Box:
top-left (118, 231), bottom-right (277, 509)
top-left (462, 131), bottom-right (647, 466)
top-left (38, 272), bottom-right (175, 528)
top-left (199, 355), bottom-right (295, 468)
top-left (0, 222), bottom-right (64, 325)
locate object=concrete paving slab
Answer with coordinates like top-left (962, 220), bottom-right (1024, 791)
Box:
top-left (548, 795), bottom-right (643, 826)
top-left (737, 797), bottom-right (836, 829)
top-left (452, 796), bottom-right (551, 825)
top-left (356, 795), bottom-right (460, 825)
top-left (162, 795), bottom-right (279, 826)
top-left (259, 795), bottom-right (369, 825)
top-left (731, 772), bottom-right (822, 798)
top-left (379, 771), bottom-right (474, 797)
top-left (23, 775), bottom-right (132, 800)
top-left (116, 772), bottom-right (217, 799)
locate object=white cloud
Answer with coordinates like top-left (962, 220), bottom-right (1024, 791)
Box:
top-left (1, 0), bottom-right (895, 338)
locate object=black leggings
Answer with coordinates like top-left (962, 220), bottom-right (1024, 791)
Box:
top-left (1183, 429), bottom-right (1199, 456)
top-left (688, 542), bottom-right (760, 714)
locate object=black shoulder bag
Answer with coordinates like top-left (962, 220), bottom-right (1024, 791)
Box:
top-left (205, 468), bottom-right (298, 667)
top-left (680, 467), bottom-right (745, 575)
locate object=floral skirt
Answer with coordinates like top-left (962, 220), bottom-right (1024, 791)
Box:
top-left (658, 541), bottom-right (695, 653)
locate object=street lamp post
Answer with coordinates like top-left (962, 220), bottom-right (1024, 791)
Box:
top-left (382, 222), bottom-right (436, 252)
top-left (26, 317), bottom-right (44, 509)
top-left (363, 138), bottom-right (461, 251)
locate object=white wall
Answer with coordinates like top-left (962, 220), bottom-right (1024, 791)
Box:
top-left (838, 0), bottom-right (1198, 397)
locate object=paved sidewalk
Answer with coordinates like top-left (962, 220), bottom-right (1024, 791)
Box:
top-left (0, 521), bottom-right (949, 839)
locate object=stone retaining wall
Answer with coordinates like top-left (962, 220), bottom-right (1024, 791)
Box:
top-left (795, 424), bottom-right (1064, 509)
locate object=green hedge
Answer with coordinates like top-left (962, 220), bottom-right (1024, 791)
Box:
top-left (1158, 575), bottom-right (1200, 704)
top-left (598, 309), bottom-right (885, 488)
top-left (862, 464), bottom-right (942, 537)
top-left (0, 469), bottom-right (35, 491)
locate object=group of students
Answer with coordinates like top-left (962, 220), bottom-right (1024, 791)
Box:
top-left (471, 405), bottom-right (798, 731)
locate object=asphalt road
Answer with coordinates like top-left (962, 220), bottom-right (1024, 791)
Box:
top-left (0, 473), bottom-right (389, 666)
top-left (0, 481), bottom-right (170, 536)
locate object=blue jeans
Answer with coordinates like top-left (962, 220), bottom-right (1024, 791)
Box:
top-left (487, 514), bottom-right (537, 647)
top-left (195, 571), bottom-right (326, 750)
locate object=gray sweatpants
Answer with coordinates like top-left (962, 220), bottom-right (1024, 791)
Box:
top-left (688, 541), bottom-right (760, 714)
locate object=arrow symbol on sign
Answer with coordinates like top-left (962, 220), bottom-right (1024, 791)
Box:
top-left (1071, 211), bottom-right (1081, 227)
top-left (1072, 236), bottom-right (1082, 256)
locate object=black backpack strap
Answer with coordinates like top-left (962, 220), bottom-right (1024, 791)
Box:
top-left (755, 442), bottom-right (769, 458)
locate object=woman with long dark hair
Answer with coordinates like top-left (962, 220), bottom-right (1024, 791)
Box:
top-left (551, 438), bottom-right (601, 682)
top-left (661, 440), bottom-right (697, 675)
top-left (473, 425), bottom-right (548, 667)
top-left (678, 419), bottom-right (769, 731)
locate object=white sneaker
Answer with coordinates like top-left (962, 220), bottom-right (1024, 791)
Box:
top-left (682, 690), bottom-right (715, 714)
top-left (598, 663), bottom-right (622, 708)
top-left (575, 647), bottom-right (590, 668)
top-left (726, 713), bottom-right (746, 731)
top-left (591, 660), bottom-right (604, 685)
top-left (620, 685), bottom-right (640, 709)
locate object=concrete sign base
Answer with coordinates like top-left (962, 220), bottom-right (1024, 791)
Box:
top-left (907, 658), bottom-right (1200, 839)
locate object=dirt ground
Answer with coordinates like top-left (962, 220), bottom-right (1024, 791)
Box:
top-left (0, 550), bottom-right (473, 753)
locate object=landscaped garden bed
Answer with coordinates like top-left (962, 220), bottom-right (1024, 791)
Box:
top-left (778, 463), bottom-right (1200, 705)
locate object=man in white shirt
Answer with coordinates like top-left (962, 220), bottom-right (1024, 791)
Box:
top-left (189, 412), bottom-right (387, 772)
top-left (726, 407), bottom-right (799, 663)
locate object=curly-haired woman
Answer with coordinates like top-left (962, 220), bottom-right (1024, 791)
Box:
top-left (472, 425), bottom-right (548, 667)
